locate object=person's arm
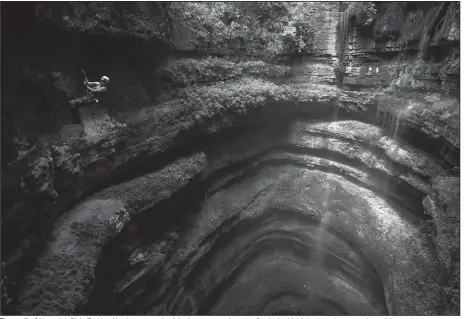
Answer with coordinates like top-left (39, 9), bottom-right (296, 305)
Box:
top-left (86, 81), bottom-right (100, 87)
top-left (86, 86), bottom-right (107, 93)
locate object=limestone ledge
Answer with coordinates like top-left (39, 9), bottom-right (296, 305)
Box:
top-left (16, 152), bottom-right (207, 315)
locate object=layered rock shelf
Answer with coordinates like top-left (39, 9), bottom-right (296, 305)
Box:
top-left (1, 2), bottom-right (460, 316)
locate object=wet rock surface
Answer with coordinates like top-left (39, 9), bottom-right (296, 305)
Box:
top-left (2, 1), bottom-right (459, 316)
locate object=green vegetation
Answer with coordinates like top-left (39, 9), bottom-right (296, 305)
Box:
top-left (431, 2), bottom-right (460, 44)
top-left (401, 5), bottom-right (441, 43)
top-left (159, 58), bottom-right (292, 87)
top-left (389, 264), bottom-right (439, 315)
top-left (167, 76), bottom-right (377, 130)
top-left (35, 2), bottom-right (171, 41)
top-left (176, 78), bottom-right (339, 120)
top-left (375, 92), bottom-right (459, 149)
top-left (52, 143), bottom-right (82, 175)
top-left (69, 215), bottom-right (117, 250)
top-left (430, 176), bottom-right (460, 315)
top-left (17, 215), bottom-right (115, 314)
top-left (388, 176), bottom-right (459, 315)
top-left (168, 2), bottom-right (319, 60)
top-left (397, 3), bottom-right (445, 58)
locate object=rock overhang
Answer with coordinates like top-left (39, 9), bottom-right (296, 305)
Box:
top-left (3, 1), bottom-right (459, 316)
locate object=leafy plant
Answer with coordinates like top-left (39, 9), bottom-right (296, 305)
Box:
top-left (168, 2), bottom-right (318, 60)
top-left (426, 176), bottom-right (460, 315)
top-left (159, 57), bottom-right (292, 87)
top-left (17, 214), bottom-right (118, 314)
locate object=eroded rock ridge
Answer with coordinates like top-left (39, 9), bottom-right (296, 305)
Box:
top-left (1, 2), bottom-right (459, 316)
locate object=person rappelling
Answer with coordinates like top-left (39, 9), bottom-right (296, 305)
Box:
top-left (69, 70), bottom-right (110, 124)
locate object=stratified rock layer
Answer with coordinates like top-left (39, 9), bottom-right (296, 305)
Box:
top-left (15, 118), bottom-right (454, 316)
top-left (2, 1), bottom-right (459, 316)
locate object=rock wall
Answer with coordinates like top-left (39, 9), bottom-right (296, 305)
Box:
top-left (1, 2), bottom-right (459, 316)
top-left (337, 2), bottom-right (460, 95)
top-left (336, 2), bottom-right (459, 166)
top-left (337, 2), bottom-right (460, 94)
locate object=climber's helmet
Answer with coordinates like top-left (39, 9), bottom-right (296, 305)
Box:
top-left (100, 76), bottom-right (110, 85)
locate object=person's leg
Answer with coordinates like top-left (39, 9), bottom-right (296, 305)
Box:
top-left (68, 96), bottom-right (95, 124)
top-left (69, 95), bottom-right (95, 108)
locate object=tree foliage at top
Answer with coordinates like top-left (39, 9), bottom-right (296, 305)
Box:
top-left (168, 2), bottom-right (318, 60)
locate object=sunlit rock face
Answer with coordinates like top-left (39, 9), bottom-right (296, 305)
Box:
top-left (339, 2), bottom-right (460, 96)
top-left (3, 1), bottom-right (459, 316)
top-left (336, 1), bottom-right (460, 166)
top-left (73, 120), bottom-right (446, 316)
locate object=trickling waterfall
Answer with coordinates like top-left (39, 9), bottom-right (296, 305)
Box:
top-left (392, 112), bottom-right (402, 138)
top-left (2, 1), bottom-right (459, 317)
top-left (316, 185), bottom-right (332, 259)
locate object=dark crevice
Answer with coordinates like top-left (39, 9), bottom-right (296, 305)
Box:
top-left (87, 166), bottom-right (394, 313)
top-left (378, 113), bottom-right (459, 169)
top-left (79, 168), bottom-right (206, 315)
top-left (3, 1), bottom-right (459, 316)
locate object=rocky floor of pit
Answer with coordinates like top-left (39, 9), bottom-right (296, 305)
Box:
top-left (17, 117), bottom-right (451, 316)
